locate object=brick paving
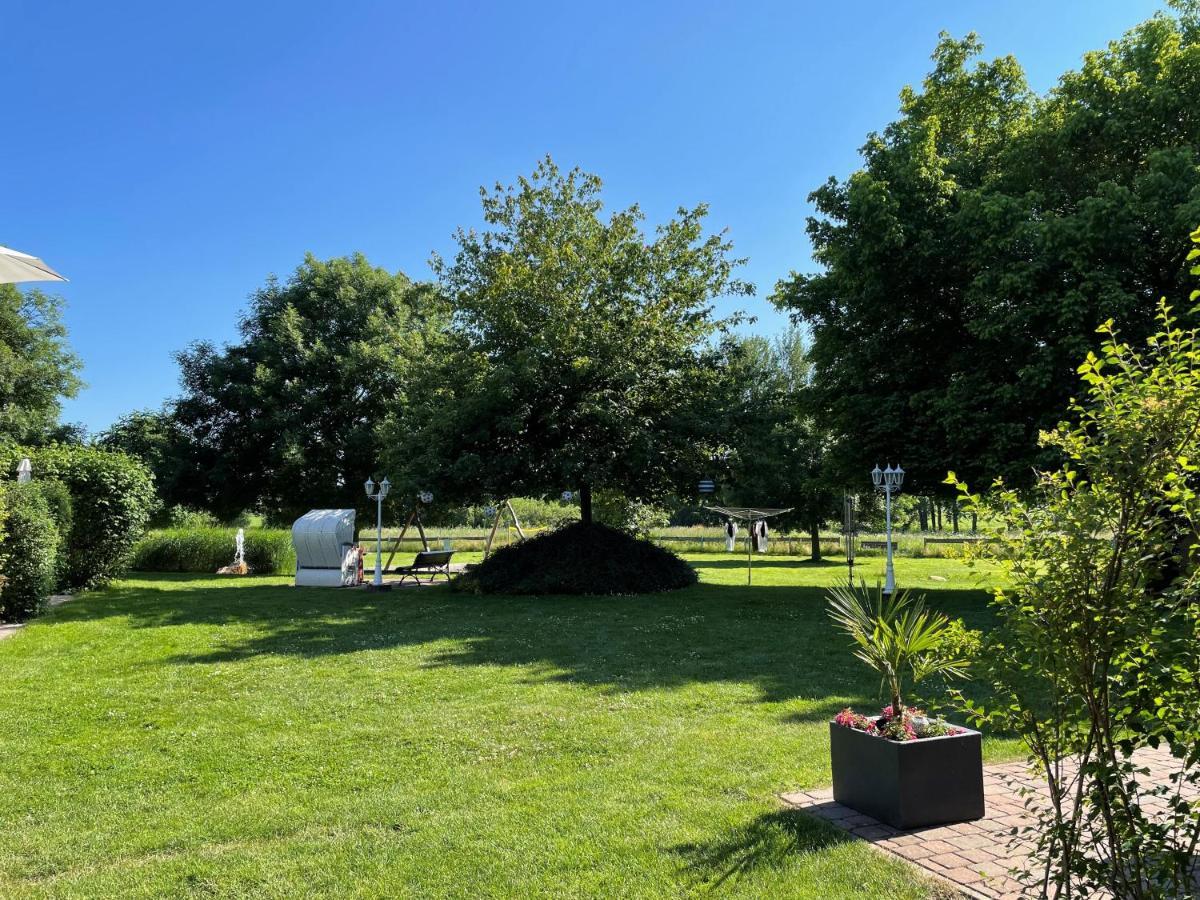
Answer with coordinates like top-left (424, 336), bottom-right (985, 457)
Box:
top-left (781, 745), bottom-right (1194, 899)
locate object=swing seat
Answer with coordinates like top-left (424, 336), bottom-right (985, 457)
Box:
top-left (390, 550), bottom-right (455, 585)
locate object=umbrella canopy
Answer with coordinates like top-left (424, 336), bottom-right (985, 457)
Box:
top-left (0, 245), bottom-right (67, 285)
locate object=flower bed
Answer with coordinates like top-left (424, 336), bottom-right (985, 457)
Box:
top-left (834, 705), bottom-right (965, 742)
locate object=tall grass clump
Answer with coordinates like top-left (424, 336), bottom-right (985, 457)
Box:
top-left (133, 528), bottom-right (295, 574)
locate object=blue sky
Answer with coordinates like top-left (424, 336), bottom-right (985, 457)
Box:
top-left (4, 0), bottom-right (1166, 434)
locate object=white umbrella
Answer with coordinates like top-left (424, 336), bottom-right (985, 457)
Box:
top-left (0, 245), bottom-right (67, 284)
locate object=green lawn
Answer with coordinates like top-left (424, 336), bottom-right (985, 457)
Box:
top-left (0, 554), bottom-right (1010, 898)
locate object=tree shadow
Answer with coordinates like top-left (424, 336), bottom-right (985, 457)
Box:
top-left (695, 559), bottom-right (844, 570)
top-left (52, 574), bottom-right (997, 707)
top-left (669, 809), bottom-right (852, 889)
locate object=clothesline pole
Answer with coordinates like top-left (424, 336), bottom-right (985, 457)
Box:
top-left (706, 506), bottom-right (792, 589)
top-left (747, 521), bottom-right (753, 585)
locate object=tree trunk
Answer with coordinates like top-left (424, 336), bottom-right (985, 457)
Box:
top-left (580, 483), bottom-right (593, 525)
top-left (918, 497), bottom-right (929, 531)
top-left (951, 500), bottom-right (960, 533)
top-left (971, 511), bottom-right (977, 533)
top-left (810, 521), bottom-right (822, 561)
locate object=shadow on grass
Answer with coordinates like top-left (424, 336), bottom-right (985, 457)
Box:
top-left (695, 559), bottom-right (844, 570)
top-left (670, 809), bottom-right (852, 889)
top-left (51, 574), bottom-right (997, 707)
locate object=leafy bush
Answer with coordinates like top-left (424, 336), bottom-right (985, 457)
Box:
top-left (0, 446), bottom-right (156, 588)
top-left (132, 528), bottom-right (295, 575)
top-left (948, 285), bottom-right (1200, 896)
top-left (456, 522), bottom-right (697, 595)
top-left (0, 482), bottom-right (59, 621)
top-left (593, 491), bottom-right (670, 539)
top-left (35, 479), bottom-right (72, 586)
top-left (165, 505), bottom-right (221, 529)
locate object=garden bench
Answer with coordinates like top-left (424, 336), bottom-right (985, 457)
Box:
top-left (923, 536), bottom-right (984, 547)
top-left (390, 550), bottom-right (455, 585)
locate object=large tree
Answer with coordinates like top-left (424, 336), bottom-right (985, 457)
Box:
top-left (719, 330), bottom-right (840, 559)
top-left (0, 284), bottom-right (82, 445)
top-left (385, 158), bottom-right (752, 523)
top-left (95, 407), bottom-right (199, 513)
top-left (775, 7), bottom-right (1200, 496)
top-left (173, 254), bottom-right (447, 523)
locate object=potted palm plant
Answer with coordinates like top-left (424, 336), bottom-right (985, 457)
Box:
top-left (826, 581), bottom-right (984, 829)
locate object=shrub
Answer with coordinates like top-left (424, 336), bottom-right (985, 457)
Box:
top-left (0, 483), bottom-right (59, 621)
top-left (456, 522), bottom-right (697, 595)
top-left (35, 479), bottom-right (72, 587)
top-left (0, 445), bottom-right (156, 588)
top-left (948, 289), bottom-right (1200, 896)
top-left (165, 505), bottom-right (220, 529)
top-left (132, 528), bottom-right (295, 575)
top-left (593, 491), bottom-right (670, 539)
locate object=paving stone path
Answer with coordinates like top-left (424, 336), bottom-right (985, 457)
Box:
top-left (781, 745), bottom-right (1193, 899)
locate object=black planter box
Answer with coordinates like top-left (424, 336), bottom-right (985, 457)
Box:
top-left (829, 721), bottom-right (985, 830)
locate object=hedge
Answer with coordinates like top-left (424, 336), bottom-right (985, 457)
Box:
top-left (132, 528), bottom-right (295, 575)
top-left (0, 445), bottom-right (156, 588)
top-left (0, 482), bottom-right (59, 621)
top-left (36, 479), bottom-right (73, 586)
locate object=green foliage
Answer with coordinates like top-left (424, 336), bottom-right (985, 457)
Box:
top-left (776, 11), bottom-right (1200, 496)
top-left (0, 284), bottom-right (82, 445)
top-left (165, 505), bottom-right (221, 529)
top-left (34, 479), bottom-right (72, 586)
top-left (132, 528), bottom-right (295, 575)
top-left (717, 329), bottom-right (841, 558)
top-left (423, 496), bottom-right (580, 529)
top-left (948, 238), bottom-right (1200, 896)
top-left (826, 580), bottom-right (974, 716)
top-left (593, 491), bottom-right (670, 539)
top-left (172, 253), bottom-right (449, 524)
top-left (456, 522), bottom-right (698, 595)
top-left (95, 408), bottom-right (199, 515)
top-left (0, 482), bottom-right (59, 621)
top-left (0, 445), bottom-right (156, 588)
top-left (385, 157), bottom-right (752, 522)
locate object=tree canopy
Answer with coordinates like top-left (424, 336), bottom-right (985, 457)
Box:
top-left (385, 158), bottom-right (752, 522)
top-left (172, 253), bottom-right (447, 523)
top-left (95, 407), bottom-right (197, 514)
top-left (775, 9), bottom-right (1200, 495)
top-left (0, 284), bottom-right (81, 446)
top-left (718, 330), bottom-right (840, 557)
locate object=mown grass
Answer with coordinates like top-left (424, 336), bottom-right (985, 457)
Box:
top-left (0, 554), bottom-right (1006, 898)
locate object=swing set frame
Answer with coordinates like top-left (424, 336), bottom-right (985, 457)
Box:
top-left (380, 498), bottom-right (529, 572)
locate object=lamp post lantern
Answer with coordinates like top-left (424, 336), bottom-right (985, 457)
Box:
top-left (872, 463), bottom-right (905, 595)
top-left (365, 476), bottom-right (391, 588)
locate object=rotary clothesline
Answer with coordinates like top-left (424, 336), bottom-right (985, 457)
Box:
top-left (706, 505), bottom-right (793, 585)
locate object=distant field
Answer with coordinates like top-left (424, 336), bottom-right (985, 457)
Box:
top-left (361, 525), bottom-right (983, 558)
